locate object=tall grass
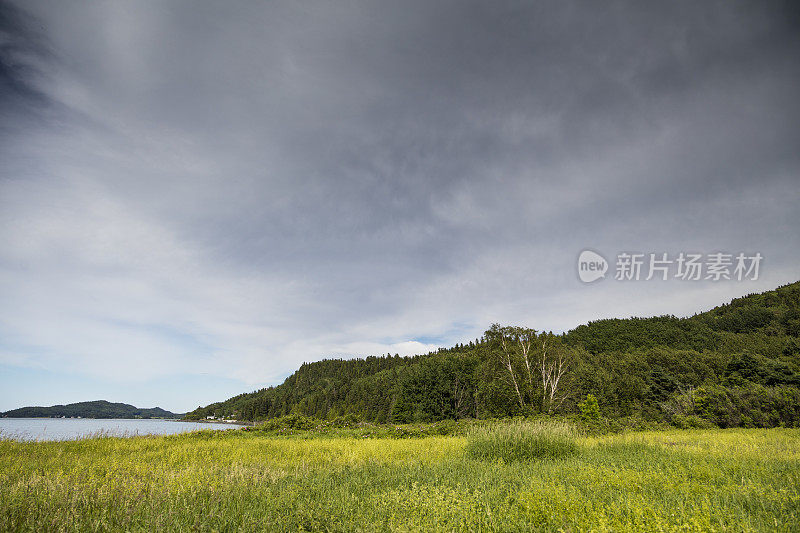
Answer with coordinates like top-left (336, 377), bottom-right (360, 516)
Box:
top-left (466, 419), bottom-right (579, 461)
top-left (1, 426), bottom-right (798, 531)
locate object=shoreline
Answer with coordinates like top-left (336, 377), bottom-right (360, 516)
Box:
top-left (182, 419), bottom-right (254, 426)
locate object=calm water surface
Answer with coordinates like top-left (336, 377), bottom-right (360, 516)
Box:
top-left (0, 418), bottom-right (244, 441)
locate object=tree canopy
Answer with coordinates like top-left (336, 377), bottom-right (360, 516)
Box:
top-left (185, 281), bottom-right (800, 428)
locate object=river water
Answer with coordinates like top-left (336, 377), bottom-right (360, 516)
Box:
top-left (0, 418), bottom-right (244, 441)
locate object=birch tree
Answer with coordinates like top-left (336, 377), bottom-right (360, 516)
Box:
top-left (486, 325), bottom-right (573, 414)
top-left (486, 324), bottom-right (538, 410)
top-left (539, 333), bottom-right (570, 414)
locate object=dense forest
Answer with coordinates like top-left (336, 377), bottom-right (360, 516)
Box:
top-left (186, 282), bottom-right (800, 428)
top-left (2, 400), bottom-right (183, 419)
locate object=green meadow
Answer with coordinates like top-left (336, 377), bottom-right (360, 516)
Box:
top-left (1, 423), bottom-right (798, 532)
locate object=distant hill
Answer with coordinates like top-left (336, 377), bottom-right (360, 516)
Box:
top-left (2, 400), bottom-right (183, 419)
top-left (186, 281), bottom-right (800, 428)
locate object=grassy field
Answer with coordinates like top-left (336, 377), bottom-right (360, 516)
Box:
top-left (1, 425), bottom-right (798, 532)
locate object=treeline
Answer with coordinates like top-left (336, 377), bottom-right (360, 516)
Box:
top-left (2, 400), bottom-right (183, 419)
top-left (186, 282), bottom-right (800, 428)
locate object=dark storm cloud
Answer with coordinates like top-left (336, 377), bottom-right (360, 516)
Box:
top-left (0, 1), bottom-right (53, 168)
top-left (1, 0), bottom-right (799, 408)
top-left (0, 4), bottom-right (43, 104)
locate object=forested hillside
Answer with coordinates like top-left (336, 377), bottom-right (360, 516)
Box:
top-left (2, 400), bottom-right (182, 419)
top-left (186, 282), bottom-right (800, 428)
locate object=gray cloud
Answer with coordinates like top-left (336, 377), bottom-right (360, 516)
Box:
top-left (1, 0), bottom-right (799, 410)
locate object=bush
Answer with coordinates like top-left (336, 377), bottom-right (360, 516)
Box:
top-left (256, 414), bottom-right (319, 431)
top-left (666, 384), bottom-right (800, 428)
top-left (331, 413), bottom-right (360, 428)
top-left (430, 419), bottom-right (460, 435)
top-left (465, 420), bottom-right (579, 462)
top-left (578, 394), bottom-right (601, 421)
top-left (671, 414), bottom-right (714, 429)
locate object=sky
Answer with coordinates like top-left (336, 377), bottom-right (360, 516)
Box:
top-left (1, 1), bottom-right (799, 413)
